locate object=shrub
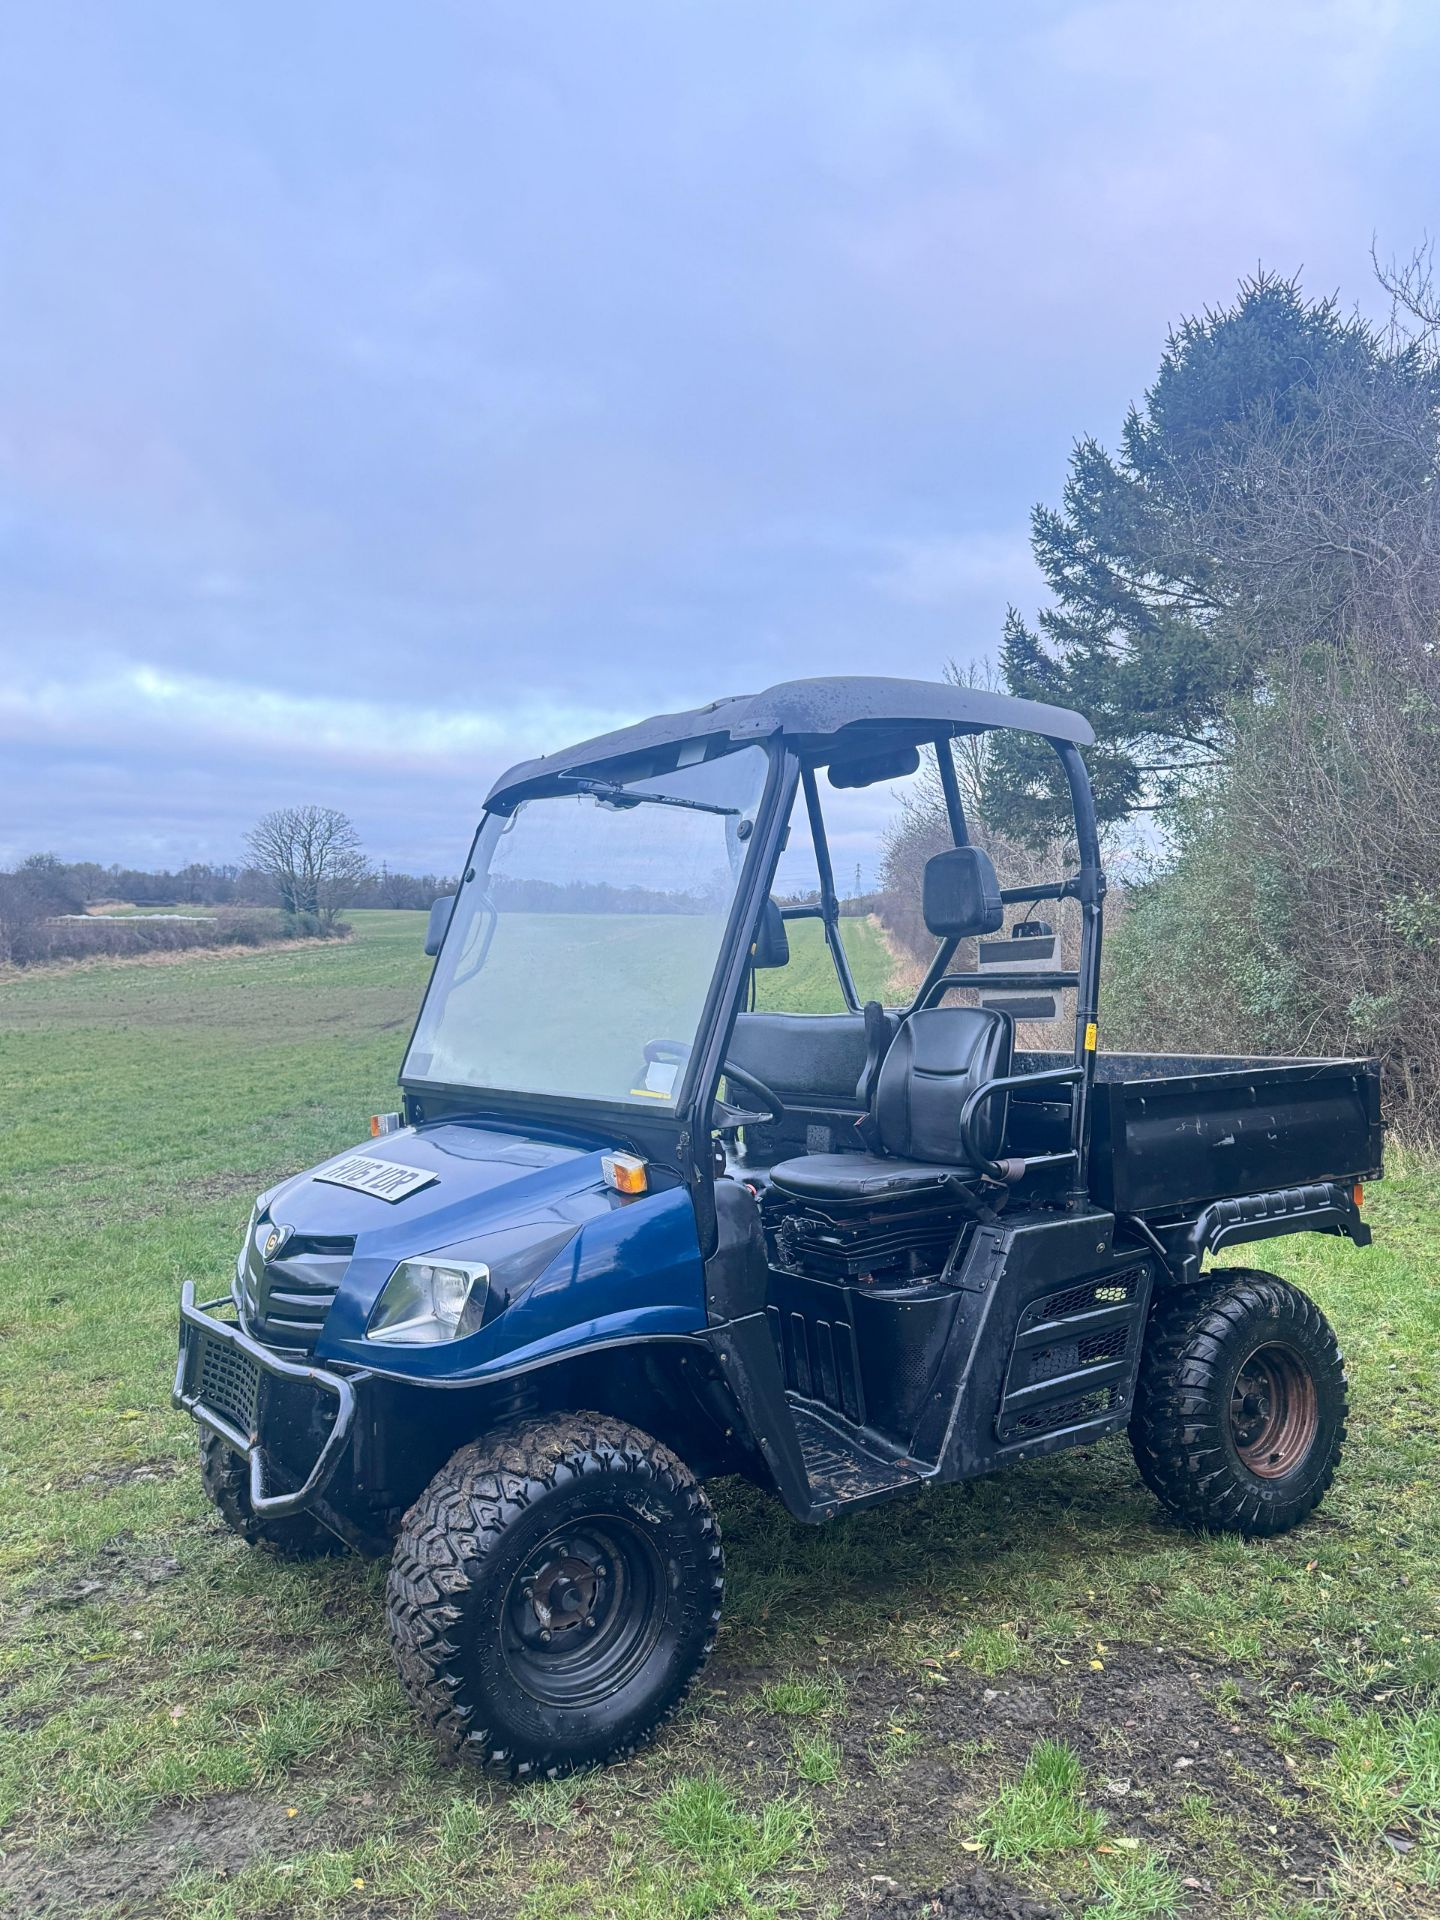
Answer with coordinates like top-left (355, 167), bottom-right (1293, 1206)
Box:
top-left (213, 909), bottom-right (286, 947)
top-left (278, 910), bottom-right (351, 941)
top-left (1103, 646), bottom-right (1440, 1137)
top-left (0, 874), bottom-right (47, 966)
top-left (0, 906), bottom-right (305, 969)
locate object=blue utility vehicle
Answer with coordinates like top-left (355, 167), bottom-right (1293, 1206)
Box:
top-left (176, 678), bottom-right (1380, 1775)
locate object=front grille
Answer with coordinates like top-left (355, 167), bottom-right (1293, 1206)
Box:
top-left (197, 1334), bottom-right (260, 1434)
top-left (239, 1225), bottom-right (353, 1352)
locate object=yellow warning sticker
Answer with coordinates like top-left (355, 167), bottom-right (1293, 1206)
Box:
top-left (1084, 1021), bottom-right (1098, 1052)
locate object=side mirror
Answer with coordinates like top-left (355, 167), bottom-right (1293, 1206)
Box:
top-left (922, 847), bottom-right (1003, 938)
top-left (751, 898), bottom-right (790, 969)
top-left (424, 894), bottom-right (455, 957)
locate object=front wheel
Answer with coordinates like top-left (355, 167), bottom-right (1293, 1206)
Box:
top-left (1130, 1271), bottom-right (1347, 1537)
top-left (386, 1414), bottom-right (723, 1776)
top-left (198, 1432), bottom-right (344, 1558)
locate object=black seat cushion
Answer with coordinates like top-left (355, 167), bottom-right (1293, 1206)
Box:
top-left (765, 1006), bottom-right (1012, 1203)
top-left (767, 1152), bottom-right (964, 1202)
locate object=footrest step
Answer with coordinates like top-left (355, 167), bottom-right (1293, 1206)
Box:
top-left (789, 1399), bottom-right (922, 1517)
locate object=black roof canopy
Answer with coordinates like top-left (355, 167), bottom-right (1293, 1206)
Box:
top-left (485, 675), bottom-right (1093, 806)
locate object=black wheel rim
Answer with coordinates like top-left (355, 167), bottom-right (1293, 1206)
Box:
top-left (501, 1517), bottom-right (667, 1709)
top-left (1229, 1341), bottom-right (1319, 1478)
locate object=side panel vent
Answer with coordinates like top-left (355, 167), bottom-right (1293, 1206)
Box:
top-left (995, 1263), bottom-right (1151, 1444)
top-left (767, 1303), bottom-right (865, 1424)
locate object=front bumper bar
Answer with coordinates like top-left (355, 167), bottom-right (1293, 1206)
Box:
top-left (173, 1281), bottom-right (359, 1518)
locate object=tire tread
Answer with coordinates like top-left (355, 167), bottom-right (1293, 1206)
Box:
top-left (385, 1412), bottom-right (723, 1777)
top-left (198, 1432), bottom-right (342, 1558)
top-left (1129, 1269), bottom-right (1347, 1537)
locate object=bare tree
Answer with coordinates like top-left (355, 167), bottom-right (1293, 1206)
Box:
top-left (1374, 236), bottom-right (1440, 351)
top-left (244, 806), bottom-right (369, 933)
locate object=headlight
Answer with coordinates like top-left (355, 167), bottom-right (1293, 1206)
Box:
top-left (366, 1222), bottom-right (578, 1345)
top-left (367, 1257), bottom-right (489, 1344)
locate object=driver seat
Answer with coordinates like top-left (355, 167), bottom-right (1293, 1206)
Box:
top-left (766, 1003), bottom-right (1012, 1202)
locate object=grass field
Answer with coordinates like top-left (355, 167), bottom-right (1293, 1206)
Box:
top-left (754, 913), bottom-right (892, 1014)
top-left (0, 911), bottom-right (1436, 1919)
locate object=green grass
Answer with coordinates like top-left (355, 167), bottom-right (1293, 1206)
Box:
top-left (753, 913), bottom-right (892, 1013)
top-left (790, 1733), bottom-right (843, 1785)
top-left (1083, 1848), bottom-right (1186, 1919)
top-left (975, 1739), bottom-right (1108, 1863)
top-left (1, 911), bottom-right (1438, 1916)
top-left (758, 1672), bottom-right (846, 1719)
top-left (1272, 1693), bottom-right (1440, 1857)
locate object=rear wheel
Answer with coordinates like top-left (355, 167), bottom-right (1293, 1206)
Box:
top-left (198, 1432), bottom-right (343, 1558)
top-left (386, 1413), bottom-right (723, 1776)
top-left (1130, 1271), bottom-right (1347, 1536)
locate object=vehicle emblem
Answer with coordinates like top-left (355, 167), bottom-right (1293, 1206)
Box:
top-left (262, 1223), bottom-right (292, 1261)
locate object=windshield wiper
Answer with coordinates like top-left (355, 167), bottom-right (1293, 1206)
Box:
top-left (556, 773), bottom-right (741, 817)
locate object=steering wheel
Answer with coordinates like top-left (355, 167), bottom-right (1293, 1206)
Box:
top-left (716, 1060), bottom-right (786, 1130)
top-left (640, 1039), bottom-right (785, 1130)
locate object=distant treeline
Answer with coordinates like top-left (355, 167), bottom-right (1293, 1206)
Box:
top-left (3, 855), bottom-right (460, 914)
top-left (488, 875), bottom-right (728, 915)
top-left (482, 875), bottom-right (892, 916)
top-left (0, 852), bottom-right (459, 969)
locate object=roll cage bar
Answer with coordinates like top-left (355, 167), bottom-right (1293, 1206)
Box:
top-left (411, 680), bottom-right (1104, 1223)
top-left (762, 731), bottom-right (1104, 1209)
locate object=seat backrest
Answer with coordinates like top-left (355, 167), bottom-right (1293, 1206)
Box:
top-left (728, 1010), bottom-right (900, 1105)
top-left (873, 1006), bottom-right (1012, 1164)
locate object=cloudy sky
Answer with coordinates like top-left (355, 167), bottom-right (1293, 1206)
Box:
top-left (3, 0), bottom-right (1437, 872)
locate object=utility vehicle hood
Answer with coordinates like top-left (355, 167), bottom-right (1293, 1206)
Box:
top-left (256, 1121), bottom-right (708, 1379)
top-left (261, 1122), bottom-right (596, 1248)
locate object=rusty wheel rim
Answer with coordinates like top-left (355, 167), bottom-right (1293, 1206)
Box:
top-left (1229, 1342), bottom-right (1319, 1478)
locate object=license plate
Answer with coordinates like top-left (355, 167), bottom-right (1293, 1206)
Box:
top-left (312, 1155), bottom-right (438, 1202)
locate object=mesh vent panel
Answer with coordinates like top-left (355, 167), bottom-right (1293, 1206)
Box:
top-left (1032, 1270), bottom-right (1140, 1324)
top-left (1009, 1385), bottom-right (1120, 1437)
top-left (196, 1337), bottom-right (260, 1434)
top-left (1079, 1327), bottom-right (1129, 1366)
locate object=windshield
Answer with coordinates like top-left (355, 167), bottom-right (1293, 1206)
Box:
top-left (404, 744), bottom-right (772, 1105)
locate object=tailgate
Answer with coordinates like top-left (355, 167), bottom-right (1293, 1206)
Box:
top-left (1090, 1058), bottom-right (1383, 1215)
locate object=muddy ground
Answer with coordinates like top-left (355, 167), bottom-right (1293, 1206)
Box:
top-left (0, 1630), bottom-right (1357, 1918)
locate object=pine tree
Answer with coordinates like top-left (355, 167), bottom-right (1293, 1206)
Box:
top-left (988, 272), bottom-right (1439, 839)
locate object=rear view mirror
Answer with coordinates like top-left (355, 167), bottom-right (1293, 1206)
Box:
top-left (827, 743), bottom-right (922, 790)
top-left (424, 895), bottom-right (455, 957)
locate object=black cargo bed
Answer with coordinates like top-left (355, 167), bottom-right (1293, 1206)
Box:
top-left (1013, 1052), bottom-right (1383, 1217)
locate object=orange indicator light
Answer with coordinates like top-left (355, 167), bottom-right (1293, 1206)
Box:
top-left (602, 1152), bottom-right (648, 1196)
